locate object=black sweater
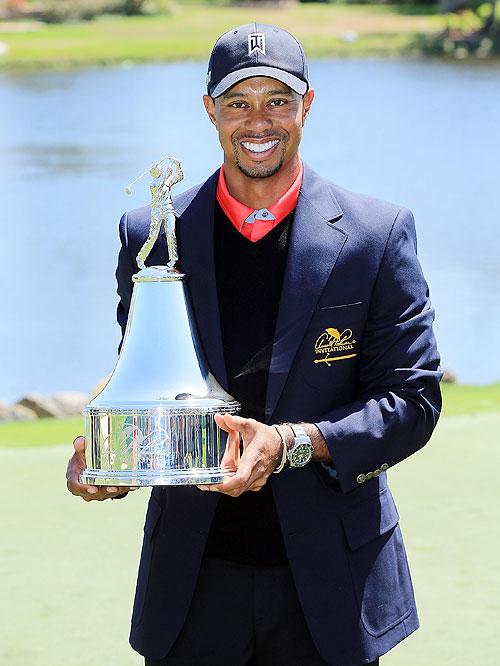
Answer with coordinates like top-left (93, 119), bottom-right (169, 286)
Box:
top-left (204, 202), bottom-right (294, 565)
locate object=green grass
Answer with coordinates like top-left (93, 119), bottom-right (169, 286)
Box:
top-left (0, 4), bottom-right (472, 70)
top-left (1, 410), bottom-right (499, 664)
top-left (384, 411), bottom-right (500, 665)
top-left (0, 416), bottom-right (83, 448)
top-left (441, 381), bottom-right (500, 416)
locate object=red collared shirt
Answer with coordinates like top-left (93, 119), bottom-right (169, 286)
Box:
top-left (216, 162), bottom-right (303, 242)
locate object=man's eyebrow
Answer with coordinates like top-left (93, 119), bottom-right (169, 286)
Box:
top-left (221, 91), bottom-right (247, 100)
top-left (221, 88), bottom-right (295, 100)
top-left (267, 89), bottom-right (295, 96)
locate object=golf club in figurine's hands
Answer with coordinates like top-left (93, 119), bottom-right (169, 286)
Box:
top-left (80, 156), bottom-right (241, 487)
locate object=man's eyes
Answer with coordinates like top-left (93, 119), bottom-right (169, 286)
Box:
top-left (227, 99), bottom-right (288, 108)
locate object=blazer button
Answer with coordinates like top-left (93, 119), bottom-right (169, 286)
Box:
top-left (373, 468), bottom-right (381, 477)
top-left (381, 463), bottom-right (389, 471)
top-left (356, 473), bottom-right (366, 484)
top-left (365, 471), bottom-right (373, 480)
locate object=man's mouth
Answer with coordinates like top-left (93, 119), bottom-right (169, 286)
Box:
top-left (240, 139), bottom-right (280, 154)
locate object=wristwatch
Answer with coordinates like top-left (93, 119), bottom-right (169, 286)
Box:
top-left (284, 423), bottom-right (313, 467)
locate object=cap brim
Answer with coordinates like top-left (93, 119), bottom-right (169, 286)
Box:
top-left (210, 66), bottom-right (308, 98)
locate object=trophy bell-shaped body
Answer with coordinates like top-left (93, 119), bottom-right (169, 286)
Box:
top-left (93, 267), bottom-right (235, 409)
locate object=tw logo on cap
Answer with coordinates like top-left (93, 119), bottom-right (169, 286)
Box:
top-left (248, 32), bottom-right (266, 56)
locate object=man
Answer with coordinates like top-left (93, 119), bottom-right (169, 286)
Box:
top-left (67, 23), bottom-right (442, 666)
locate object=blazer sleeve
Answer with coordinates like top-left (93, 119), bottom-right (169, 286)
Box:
top-left (314, 207), bottom-right (443, 494)
top-left (116, 212), bottom-right (136, 352)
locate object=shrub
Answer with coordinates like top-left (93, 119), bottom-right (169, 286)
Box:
top-left (41, 0), bottom-right (158, 23)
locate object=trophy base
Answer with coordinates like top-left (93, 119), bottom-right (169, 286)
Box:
top-left (81, 403), bottom-right (241, 487)
top-left (80, 466), bottom-right (234, 486)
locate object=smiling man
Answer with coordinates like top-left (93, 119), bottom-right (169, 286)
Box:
top-left (67, 23), bottom-right (442, 666)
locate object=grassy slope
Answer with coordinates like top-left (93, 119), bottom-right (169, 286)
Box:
top-left (384, 411), bottom-right (500, 665)
top-left (0, 382), bottom-right (497, 448)
top-left (1, 410), bottom-right (499, 664)
top-left (0, 4), bottom-right (475, 70)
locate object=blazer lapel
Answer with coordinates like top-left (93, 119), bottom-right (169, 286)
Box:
top-left (265, 164), bottom-right (348, 421)
top-left (174, 169), bottom-right (229, 390)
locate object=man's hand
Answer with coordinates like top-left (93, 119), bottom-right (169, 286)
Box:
top-left (197, 414), bottom-right (283, 497)
top-left (66, 435), bottom-right (138, 501)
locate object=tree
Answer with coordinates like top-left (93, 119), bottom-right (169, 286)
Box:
top-left (123, 0), bottom-right (147, 14)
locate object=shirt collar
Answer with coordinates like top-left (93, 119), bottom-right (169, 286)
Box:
top-left (216, 162), bottom-right (303, 241)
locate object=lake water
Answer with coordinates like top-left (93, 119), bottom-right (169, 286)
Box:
top-left (1, 58), bottom-right (499, 402)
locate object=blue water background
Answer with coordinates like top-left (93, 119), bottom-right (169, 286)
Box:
top-left (1, 58), bottom-right (499, 401)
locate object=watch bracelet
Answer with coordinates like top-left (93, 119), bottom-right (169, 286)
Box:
top-left (282, 422), bottom-right (313, 467)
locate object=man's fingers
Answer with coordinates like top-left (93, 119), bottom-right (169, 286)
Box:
top-left (66, 452), bottom-right (85, 491)
top-left (82, 487), bottom-right (107, 501)
top-left (248, 481), bottom-right (265, 492)
top-left (220, 430), bottom-right (241, 472)
top-left (81, 485), bottom-right (130, 501)
top-left (67, 434), bottom-right (138, 500)
top-left (229, 429), bottom-right (241, 449)
top-left (212, 469), bottom-right (251, 493)
top-left (197, 464), bottom-right (264, 495)
top-left (199, 418), bottom-right (274, 496)
top-left (67, 476), bottom-right (95, 498)
top-left (208, 453), bottom-right (259, 495)
top-left (66, 470), bottom-right (95, 497)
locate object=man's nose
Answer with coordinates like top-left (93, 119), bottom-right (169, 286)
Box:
top-left (245, 105), bottom-right (272, 132)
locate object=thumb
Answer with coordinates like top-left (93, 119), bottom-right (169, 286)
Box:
top-left (73, 435), bottom-right (86, 454)
top-left (214, 412), bottom-right (250, 434)
top-left (73, 436), bottom-right (87, 466)
top-left (214, 413), bottom-right (233, 433)
top-left (222, 413), bottom-right (252, 433)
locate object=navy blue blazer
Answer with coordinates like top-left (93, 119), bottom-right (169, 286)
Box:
top-left (116, 163), bottom-right (442, 665)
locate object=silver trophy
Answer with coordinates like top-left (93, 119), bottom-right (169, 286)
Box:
top-left (81, 156), bottom-right (241, 486)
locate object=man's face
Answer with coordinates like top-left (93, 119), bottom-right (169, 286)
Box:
top-left (203, 77), bottom-right (314, 179)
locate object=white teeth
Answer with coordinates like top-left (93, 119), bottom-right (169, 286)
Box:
top-left (241, 139), bottom-right (279, 153)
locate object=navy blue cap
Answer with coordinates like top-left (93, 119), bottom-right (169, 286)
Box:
top-left (207, 23), bottom-right (309, 98)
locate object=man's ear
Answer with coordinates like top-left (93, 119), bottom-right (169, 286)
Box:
top-left (203, 94), bottom-right (217, 127)
top-left (301, 88), bottom-right (315, 126)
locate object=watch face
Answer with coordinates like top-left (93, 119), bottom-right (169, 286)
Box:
top-left (290, 442), bottom-right (312, 467)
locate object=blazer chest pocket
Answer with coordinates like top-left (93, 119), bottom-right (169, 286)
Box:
top-left (298, 302), bottom-right (364, 391)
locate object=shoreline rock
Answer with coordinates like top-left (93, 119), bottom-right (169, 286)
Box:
top-left (0, 401), bottom-right (37, 421)
top-left (15, 392), bottom-right (89, 419)
top-left (442, 368), bottom-right (458, 384)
